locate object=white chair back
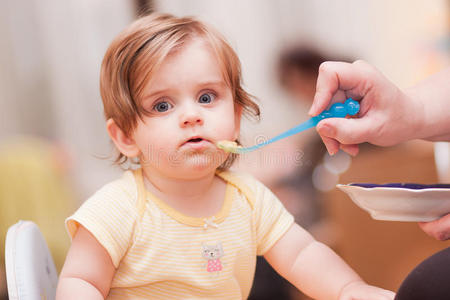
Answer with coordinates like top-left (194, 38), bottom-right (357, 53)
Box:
top-left (5, 220), bottom-right (58, 300)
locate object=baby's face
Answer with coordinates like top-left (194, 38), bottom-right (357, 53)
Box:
top-left (132, 38), bottom-right (241, 179)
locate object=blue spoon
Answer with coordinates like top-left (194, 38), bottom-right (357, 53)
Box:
top-left (217, 98), bottom-right (360, 154)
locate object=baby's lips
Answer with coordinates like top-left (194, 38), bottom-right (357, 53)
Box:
top-left (180, 136), bottom-right (206, 146)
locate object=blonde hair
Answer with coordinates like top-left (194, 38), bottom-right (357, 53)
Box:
top-left (100, 13), bottom-right (259, 168)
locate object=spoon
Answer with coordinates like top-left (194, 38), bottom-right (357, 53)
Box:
top-left (217, 98), bottom-right (359, 154)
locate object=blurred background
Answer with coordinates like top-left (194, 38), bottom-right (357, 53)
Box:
top-left (1, 0), bottom-right (449, 299)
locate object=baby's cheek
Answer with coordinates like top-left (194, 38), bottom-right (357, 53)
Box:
top-left (216, 123), bottom-right (238, 140)
top-left (141, 142), bottom-right (174, 165)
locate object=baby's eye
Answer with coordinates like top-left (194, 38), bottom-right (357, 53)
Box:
top-left (198, 93), bottom-right (215, 104)
top-left (153, 101), bottom-right (172, 112)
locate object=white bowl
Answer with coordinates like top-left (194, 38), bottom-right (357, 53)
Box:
top-left (337, 183), bottom-right (450, 222)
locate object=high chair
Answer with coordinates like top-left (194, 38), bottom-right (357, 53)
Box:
top-left (5, 220), bottom-right (58, 300)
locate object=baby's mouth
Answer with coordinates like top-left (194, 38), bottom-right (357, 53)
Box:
top-left (181, 137), bottom-right (212, 149)
top-left (187, 138), bottom-right (204, 143)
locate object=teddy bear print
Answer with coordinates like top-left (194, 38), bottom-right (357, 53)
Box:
top-left (202, 242), bottom-right (224, 274)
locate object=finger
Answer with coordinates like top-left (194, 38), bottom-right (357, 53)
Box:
top-left (418, 213), bottom-right (450, 240)
top-left (340, 144), bottom-right (359, 156)
top-left (380, 289), bottom-right (396, 299)
top-left (329, 90), bottom-right (348, 107)
top-left (319, 134), bottom-right (340, 155)
top-left (310, 61), bottom-right (364, 116)
top-left (316, 118), bottom-right (371, 145)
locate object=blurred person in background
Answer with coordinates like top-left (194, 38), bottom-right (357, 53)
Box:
top-left (309, 60), bottom-right (450, 300)
top-left (0, 136), bottom-right (75, 300)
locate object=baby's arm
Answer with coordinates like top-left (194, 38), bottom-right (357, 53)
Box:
top-left (264, 223), bottom-right (394, 300)
top-left (56, 226), bottom-right (116, 300)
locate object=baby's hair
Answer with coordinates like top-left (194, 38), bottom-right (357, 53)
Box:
top-left (100, 13), bottom-right (260, 169)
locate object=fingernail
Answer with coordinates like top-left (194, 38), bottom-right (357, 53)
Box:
top-left (438, 232), bottom-right (450, 241)
top-left (324, 143), bottom-right (336, 156)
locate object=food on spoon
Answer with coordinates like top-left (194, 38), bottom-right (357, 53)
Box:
top-left (216, 140), bottom-right (242, 153)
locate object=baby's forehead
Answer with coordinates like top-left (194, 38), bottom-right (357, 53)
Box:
top-left (141, 41), bottom-right (229, 92)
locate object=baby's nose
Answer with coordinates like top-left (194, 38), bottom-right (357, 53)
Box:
top-left (179, 105), bottom-right (204, 127)
top-left (181, 115), bottom-right (203, 127)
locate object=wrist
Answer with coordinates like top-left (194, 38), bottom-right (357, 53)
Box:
top-left (403, 69), bottom-right (450, 141)
top-left (402, 87), bottom-right (429, 141)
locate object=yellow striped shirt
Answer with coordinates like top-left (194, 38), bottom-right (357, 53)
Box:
top-left (66, 169), bottom-right (294, 299)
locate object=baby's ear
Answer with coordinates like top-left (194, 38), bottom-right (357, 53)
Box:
top-left (106, 119), bottom-right (140, 158)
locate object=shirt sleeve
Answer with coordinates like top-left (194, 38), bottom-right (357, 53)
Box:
top-left (253, 180), bottom-right (295, 255)
top-left (66, 178), bottom-right (139, 268)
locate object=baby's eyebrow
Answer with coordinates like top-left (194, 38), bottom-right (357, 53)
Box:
top-left (142, 88), bottom-right (171, 100)
top-left (196, 80), bottom-right (227, 89)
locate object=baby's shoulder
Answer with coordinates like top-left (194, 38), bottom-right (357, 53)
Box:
top-left (87, 170), bottom-right (139, 210)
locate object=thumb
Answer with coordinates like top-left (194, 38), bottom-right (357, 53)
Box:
top-left (316, 118), bottom-right (369, 145)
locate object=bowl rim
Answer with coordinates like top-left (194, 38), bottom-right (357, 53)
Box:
top-left (336, 183), bottom-right (450, 222)
top-left (338, 183), bottom-right (450, 191)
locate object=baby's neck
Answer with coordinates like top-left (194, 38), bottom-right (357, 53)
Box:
top-left (141, 168), bottom-right (226, 218)
top-left (143, 168), bottom-right (215, 198)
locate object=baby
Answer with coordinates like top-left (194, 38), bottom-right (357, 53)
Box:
top-left (56, 13), bottom-right (395, 300)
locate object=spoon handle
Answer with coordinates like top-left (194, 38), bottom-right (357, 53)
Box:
top-left (238, 98), bottom-right (359, 153)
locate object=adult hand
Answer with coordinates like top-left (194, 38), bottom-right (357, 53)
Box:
top-left (418, 214), bottom-right (450, 241)
top-left (309, 60), bottom-right (424, 156)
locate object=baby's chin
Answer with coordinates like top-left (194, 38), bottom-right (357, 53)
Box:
top-left (140, 148), bottom-right (229, 177)
top-left (180, 152), bottom-right (226, 171)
